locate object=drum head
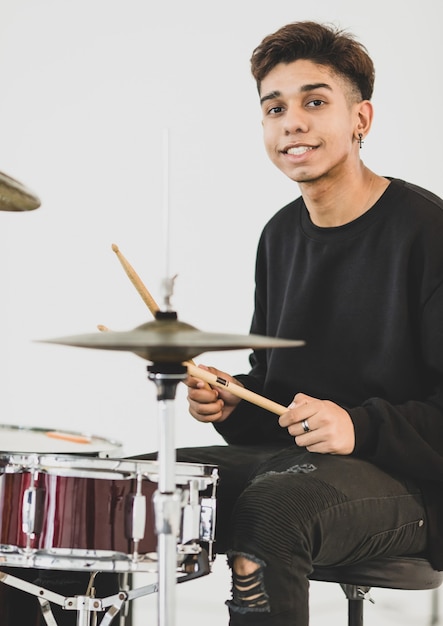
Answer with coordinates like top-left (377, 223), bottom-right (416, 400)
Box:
top-left (0, 424), bottom-right (122, 457)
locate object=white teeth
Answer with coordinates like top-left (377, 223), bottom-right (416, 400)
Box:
top-left (287, 146), bottom-right (314, 155)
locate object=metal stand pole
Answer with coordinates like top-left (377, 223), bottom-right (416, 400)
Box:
top-left (431, 587), bottom-right (440, 625)
top-left (148, 363), bottom-right (187, 626)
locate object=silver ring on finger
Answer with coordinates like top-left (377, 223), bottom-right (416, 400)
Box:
top-left (302, 418), bottom-right (310, 433)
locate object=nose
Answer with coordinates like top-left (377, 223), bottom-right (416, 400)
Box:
top-left (283, 104), bottom-right (308, 134)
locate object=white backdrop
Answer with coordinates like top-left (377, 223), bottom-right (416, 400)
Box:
top-left (1, 0), bottom-right (442, 458)
top-left (1, 1), bottom-right (442, 624)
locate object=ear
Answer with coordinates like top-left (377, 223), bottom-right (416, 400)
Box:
top-left (354, 100), bottom-right (373, 142)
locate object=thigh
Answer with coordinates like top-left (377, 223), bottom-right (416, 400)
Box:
top-left (236, 448), bottom-right (427, 566)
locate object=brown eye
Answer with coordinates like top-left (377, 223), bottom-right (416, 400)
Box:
top-left (307, 99), bottom-right (324, 108)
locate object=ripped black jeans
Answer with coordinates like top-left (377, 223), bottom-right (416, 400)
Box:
top-left (173, 445), bottom-right (428, 626)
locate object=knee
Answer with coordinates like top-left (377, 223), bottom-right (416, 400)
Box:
top-left (233, 554), bottom-right (260, 576)
top-left (227, 552), bottom-right (270, 614)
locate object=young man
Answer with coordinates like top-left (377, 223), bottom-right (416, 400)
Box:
top-left (184, 20), bottom-right (443, 625)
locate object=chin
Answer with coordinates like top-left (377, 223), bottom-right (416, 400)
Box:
top-left (287, 171), bottom-right (317, 184)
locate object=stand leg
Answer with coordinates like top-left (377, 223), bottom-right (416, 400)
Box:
top-left (38, 598), bottom-right (59, 626)
top-left (348, 599), bottom-right (364, 626)
top-left (148, 363), bottom-right (187, 626)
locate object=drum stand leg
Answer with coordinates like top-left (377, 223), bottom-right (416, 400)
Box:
top-left (0, 569), bottom-right (65, 625)
top-left (148, 362), bottom-right (188, 626)
top-left (0, 569), bottom-right (140, 626)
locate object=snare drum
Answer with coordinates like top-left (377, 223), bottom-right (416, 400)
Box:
top-left (0, 454), bottom-right (218, 573)
top-left (0, 424), bottom-right (122, 457)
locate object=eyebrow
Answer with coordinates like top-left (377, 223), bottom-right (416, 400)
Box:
top-left (260, 83), bottom-right (332, 106)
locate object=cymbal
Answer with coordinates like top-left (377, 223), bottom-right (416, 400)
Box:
top-left (0, 170), bottom-right (41, 212)
top-left (39, 317), bottom-right (305, 362)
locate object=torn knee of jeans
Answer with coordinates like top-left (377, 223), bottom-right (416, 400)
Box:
top-left (252, 463), bottom-right (317, 484)
top-left (226, 551), bottom-right (270, 614)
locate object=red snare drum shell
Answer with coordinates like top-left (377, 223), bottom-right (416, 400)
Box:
top-left (0, 470), bottom-right (158, 554)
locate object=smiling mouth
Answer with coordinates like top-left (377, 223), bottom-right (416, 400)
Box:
top-left (285, 146), bottom-right (316, 156)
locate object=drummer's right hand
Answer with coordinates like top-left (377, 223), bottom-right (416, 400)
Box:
top-left (186, 365), bottom-right (241, 423)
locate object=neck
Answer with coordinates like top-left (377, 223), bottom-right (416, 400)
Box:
top-left (299, 165), bottom-right (389, 227)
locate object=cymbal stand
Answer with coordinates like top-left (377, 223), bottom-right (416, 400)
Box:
top-left (148, 360), bottom-right (188, 626)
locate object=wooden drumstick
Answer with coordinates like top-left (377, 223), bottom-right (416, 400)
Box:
top-left (112, 243), bottom-right (159, 315)
top-left (185, 362), bottom-right (287, 415)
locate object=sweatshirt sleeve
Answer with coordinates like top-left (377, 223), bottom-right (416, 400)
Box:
top-left (350, 281), bottom-right (443, 482)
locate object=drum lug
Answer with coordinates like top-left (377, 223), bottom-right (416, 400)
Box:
top-left (181, 480), bottom-right (201, 545)
top-left (199, 497), bottom-right (216, 544)
top-left (126, 472), bottom-right (147, 560)
top-left (22, 485), bottom-right (45, 536)
top-left (153, 489), bottom-right (182, 536)
top-left (131, 492), bottom-right (147, 542)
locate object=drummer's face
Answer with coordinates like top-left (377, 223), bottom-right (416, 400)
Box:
top-left (259, 59), bottom-right (363, 185)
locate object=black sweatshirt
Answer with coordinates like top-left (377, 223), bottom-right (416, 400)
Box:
top-left (215, 178), bottom-right (443, 570)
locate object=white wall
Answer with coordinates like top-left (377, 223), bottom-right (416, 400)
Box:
top-left (1, 0), bottom-right (441, 457)
top-left (0, 1), bottom-right (442, 624)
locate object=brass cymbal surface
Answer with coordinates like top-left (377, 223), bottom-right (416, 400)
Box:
top-left (39, 317), bottom-right (305, 362)
top-left (0, 170), bottom-right (41, 212)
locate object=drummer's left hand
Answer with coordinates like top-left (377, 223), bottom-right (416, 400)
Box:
top-left (279, 392), bottom-right (355, 455)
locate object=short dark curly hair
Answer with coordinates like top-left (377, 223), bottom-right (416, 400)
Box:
top-left (250, 21), bottom-right (375, 101)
